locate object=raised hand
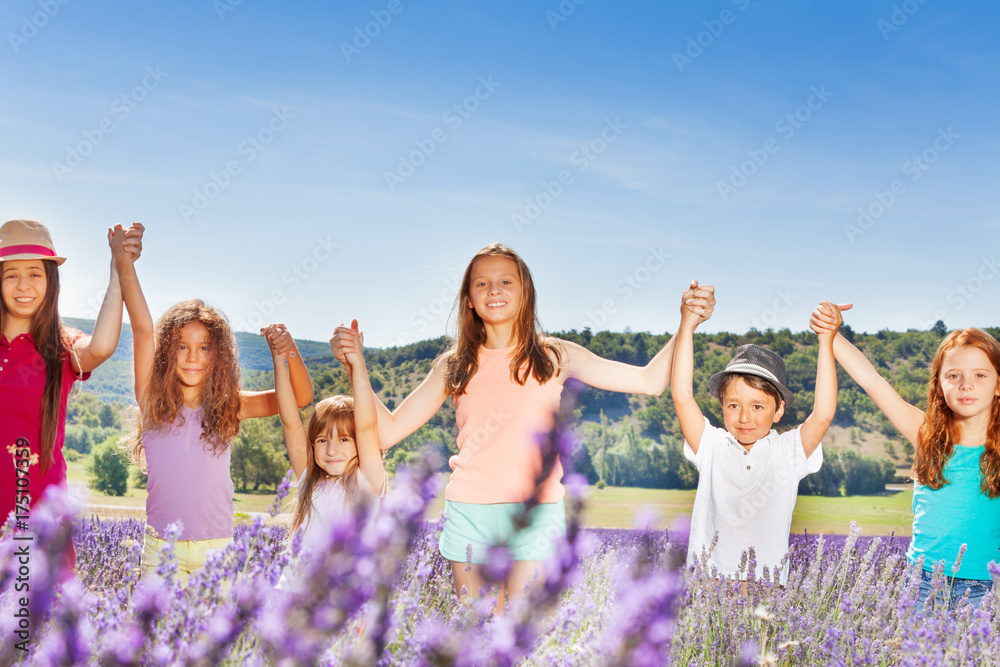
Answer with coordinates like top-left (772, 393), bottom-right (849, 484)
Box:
top-left (681, 280), bottom-right (716, 326)
top-left (122, 222), bottom-right (144, 262)
top-left (329, 321), bottom-right (358, 371)
top-left (262, 323), bottom-right (298, 359)
top-left (342, 319), bottom-right (365, 368)
top-left (810, 302), bottom-right (852, 336)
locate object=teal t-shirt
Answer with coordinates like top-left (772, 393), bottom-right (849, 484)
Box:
top-left (907, 445), bottom-right (1000, 580)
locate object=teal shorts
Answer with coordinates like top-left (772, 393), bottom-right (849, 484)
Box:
top-left (439, 499), bottom-right (566, 564)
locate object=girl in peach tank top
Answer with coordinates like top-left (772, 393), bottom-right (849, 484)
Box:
top-left (331, 243), bottom-right (716, 614)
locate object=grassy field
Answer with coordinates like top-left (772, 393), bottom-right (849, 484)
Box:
top-left (71, 454), bottom-right (914, 535)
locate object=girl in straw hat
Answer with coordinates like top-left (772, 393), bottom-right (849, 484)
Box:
top-left (1, 219), bottom-right (142, 567)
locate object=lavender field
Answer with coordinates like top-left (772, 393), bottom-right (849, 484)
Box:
top-left (2, 458), bottom-right (997, 667)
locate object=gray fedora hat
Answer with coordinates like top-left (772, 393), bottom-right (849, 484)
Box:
top-left (708, 344), bottom-right (794, 407)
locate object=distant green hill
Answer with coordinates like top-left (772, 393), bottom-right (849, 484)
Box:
top-left (61, 317), bottom-right (999, 495)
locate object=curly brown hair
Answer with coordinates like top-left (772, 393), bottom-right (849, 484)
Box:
top-left (913, 328), bottom-right (1000, 498)
top-left (0, 258), bottom-right (72, 473)
top-left (129, 299), bottom-right (242, 464)
top-left (444, 243), bottom-right (562, 396)
top-left (289, 395), bottom-right (360, 538)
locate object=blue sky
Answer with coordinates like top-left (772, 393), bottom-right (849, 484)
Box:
top-left (3, 0), bottom-right (998, 348)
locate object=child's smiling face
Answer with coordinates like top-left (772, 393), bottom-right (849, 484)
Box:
top-left (313, 427), bottom-right (358, 477)
top-left (720, 376), bottom-right (784, 447)
top-left (467, 255), bottom-right (522, 325)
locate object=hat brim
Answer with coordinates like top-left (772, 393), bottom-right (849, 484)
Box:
top-left (708, 369), bottom-right (794, 407)
top-left (0, 252), bottom-right (66, 266)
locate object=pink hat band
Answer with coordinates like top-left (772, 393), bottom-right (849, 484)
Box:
top-left (2, 243), bottom-right (57, 258)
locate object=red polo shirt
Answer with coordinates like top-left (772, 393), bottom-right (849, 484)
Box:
top-left (0, 330), bottom-right (90, 526)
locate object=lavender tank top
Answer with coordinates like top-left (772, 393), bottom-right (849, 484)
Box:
top-left (144, 406), bottom-right (234, 540)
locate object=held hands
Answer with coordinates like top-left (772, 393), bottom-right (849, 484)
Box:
top-left (261, 323), bottom-right (298, 360)
top-left (108, 223), bottom-right (144, 269)
top-left (680, 280), bottom-right (716, 327)
top-left (810, 301), bottom-right (852, 337)
top-left (330, 320), bottom-right (365, 374)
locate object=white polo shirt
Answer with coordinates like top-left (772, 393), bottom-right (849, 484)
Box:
top-left (683, 417), bottom-right (822, 584)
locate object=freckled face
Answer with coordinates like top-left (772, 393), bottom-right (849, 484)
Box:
top-left (313, 427), bottom-right (357, 477)
top-left (467, 256), bottom-right (521, 325)
top-left (1, 260), bottom-right (47, 322)
top-left (721, 377), bottom-right (784, 446)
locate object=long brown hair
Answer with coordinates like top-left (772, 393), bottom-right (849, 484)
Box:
top-left (913, 328), bottom-right (1000, 498)
top-left (129, 299), bottom-right (242, 464)
top-left (0, 258), bottom-right (70, 473)
top-left (290, 395), bottom-right (360, 538)
top-left (444, 243), bottom-right (561, 396)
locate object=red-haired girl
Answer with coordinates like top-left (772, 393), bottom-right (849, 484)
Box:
top-left (811, 304), bottom-right (1000, 610)
top-left (117, 234), bottom-right (314, 584)
top-left (1, 220), bottom-right (139, 566)
top-left (333, 243), bottom-right (714, 612)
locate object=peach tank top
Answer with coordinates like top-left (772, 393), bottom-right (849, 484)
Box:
top-left (446, 346), bottom-right (564, 504)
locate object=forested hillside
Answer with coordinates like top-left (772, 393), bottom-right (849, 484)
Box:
top-left (65, 319), bottom-right (998, 496)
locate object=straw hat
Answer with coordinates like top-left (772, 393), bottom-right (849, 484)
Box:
top-left (0, 219), bottom-right (66, 265)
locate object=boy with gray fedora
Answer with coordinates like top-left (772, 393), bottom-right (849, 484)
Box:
top-left (671, 284), bottom-right (838, 585)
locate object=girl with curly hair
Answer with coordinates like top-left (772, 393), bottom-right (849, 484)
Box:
top-left (119, 238), bottom-right (313, 584)
top-left (811, 303), bottom-right (1000, 611)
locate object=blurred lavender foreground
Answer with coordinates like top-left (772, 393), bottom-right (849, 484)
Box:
top-left (0, 384), bottom-right (997, 665)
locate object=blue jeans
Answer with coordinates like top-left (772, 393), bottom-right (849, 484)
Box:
top-left (915, 568), bottom-right (993, 612)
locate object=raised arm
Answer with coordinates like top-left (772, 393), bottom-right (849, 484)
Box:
top-left (671, 281), bottom-right (708, 453)
top-left (341, 320), bottom-right (385, 495)
top-left (560, 282), bottom-right (715, 396)
top-left (239, 324), bottom-right (315, 420)
top-left (72, 225), bottom-right (139, 374)
top-left (267, 325), bottom-right (308, 479)
top-left (113, 224), bottom-right (154, 405)
top-left (799, 302), bottom-right (838, 456)
top-left (810, 302), bottom-right (923, 445)
top-left (331, 323), bottom-right (450, 449)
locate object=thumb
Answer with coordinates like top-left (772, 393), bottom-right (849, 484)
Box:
top-left (351, 318), bottom-right (359, 333)
top-left (838, 303), bottom-right (854, 312)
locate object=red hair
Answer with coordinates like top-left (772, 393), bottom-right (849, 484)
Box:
top-left (913, 328), bottom-right (1000, 497)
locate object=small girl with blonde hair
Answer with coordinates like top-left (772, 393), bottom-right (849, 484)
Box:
top-left (117, 240), bottom-right (313, 583)
top-left (812, 303), bottom-right (1000, 610)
